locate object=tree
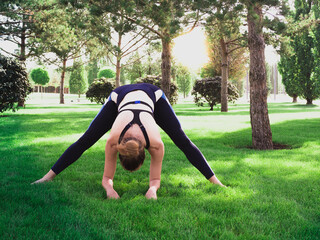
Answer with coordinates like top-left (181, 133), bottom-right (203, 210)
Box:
top-left (69, 60), bottom-right (87, 98)
top-left (278, 0), bottom-right (320, 104)
top-left (0, 55), bottom-right (31, 113)
top-left (30, 3), bottom-right (98, 104)
top-left (30, 67), bottom-right (50, 93)
top-left (95, 0), bottom-right (199, 98)
top-left (87, 59), bottom-right (99, 86)
top-left (175, 64), bottom-right (192, 98)
top-left (86, 77), bottom-right (115, 104)
top-left (192, 77), bottom-right (239, 111)
top-left (204, 4), bottom-right (247, 112)
top-left (0, 0), bottom-right (38, 63)
top-left (97, 68), bottom-right (116, 79)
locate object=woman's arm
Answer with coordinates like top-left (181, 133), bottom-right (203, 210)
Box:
top-left (146, 140), bottom-right (164, 199)
top-left (102, 136), bottom-right (120, 199)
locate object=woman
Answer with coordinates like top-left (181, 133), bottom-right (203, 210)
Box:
top-left (33, 83), bottom-right (225, 199)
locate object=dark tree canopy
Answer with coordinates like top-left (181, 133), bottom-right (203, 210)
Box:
top-left (0, 55), bottom-right (31, 113)
top-left (192, 77), bottom-right (239, 111)
top-left (86, 77), bottom-right (115, 104)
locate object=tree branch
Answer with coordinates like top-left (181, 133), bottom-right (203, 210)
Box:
top-left (112, 11), bottom-right (164, 38)
top-left (0, 47), bottom-right (19, 58)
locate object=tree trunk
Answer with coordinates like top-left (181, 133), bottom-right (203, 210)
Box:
top-left (161, 38), bottom-right (172, 98)
top-left (247, 5), bottom-right (273, 150)
top-left (306, 98), bottom-right (313, 104)
top-left (60, 59), bottom-right (67, 104)
top-left (18, 22), bottom-right (27, 108)
top-left (292, 94), bottom-right (298, 103)
top-left (115, 33), bottom-right (122, 88)
top-left (115, 58), bottom-right (121, 88)
top-left (220, 38), bottom-right (228, 112)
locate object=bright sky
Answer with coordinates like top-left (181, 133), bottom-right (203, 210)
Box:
top-left (172, 27), bottom-right (280, 70)
top-left (172, 27), bottom-right (209, 71)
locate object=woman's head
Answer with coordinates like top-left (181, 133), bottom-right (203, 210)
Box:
top-left (117, 137), bottom-right (145, 172)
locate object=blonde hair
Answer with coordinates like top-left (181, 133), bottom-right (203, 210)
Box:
top-left (117, 137), bottom-right (145, 171)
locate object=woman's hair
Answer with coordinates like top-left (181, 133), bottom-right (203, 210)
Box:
top-left (117, 137), bottom-right (145, 171)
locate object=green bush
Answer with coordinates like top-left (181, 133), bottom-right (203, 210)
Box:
top-left (0, 56), bottom-right (31, 113)
top-left (97, 69), bottom-right (116, 79)
top-left (192, 77), bottom-right (239, 111)
top-left (86, 77), bottom-right (115, 104)
top-left (30, 68), bottom-right (50, 86)
top-left (136, 75), bottom-right (178, 105)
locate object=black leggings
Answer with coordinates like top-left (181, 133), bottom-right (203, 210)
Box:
top-left (51, 95), bottom-right (214, 179)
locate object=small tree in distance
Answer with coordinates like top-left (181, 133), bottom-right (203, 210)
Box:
top-left (69, 60), bottom-right (87, 98)
top-left (30, 68), bottom-right (50, 93)
top-left (192, 77), bottom-right (239, 111)
top-left (98, 69), bottom-right (116, 79)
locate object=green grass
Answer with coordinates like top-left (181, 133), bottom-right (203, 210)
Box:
top-left (1, 96), bottom-right (320, 240)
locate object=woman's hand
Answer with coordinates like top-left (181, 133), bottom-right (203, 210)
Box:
top-left (106, 187), bottom-right (120, 199)
top-left (102, 176), bottom-right (120, 199)
top-left (145, 186), bottom-right (157, 200)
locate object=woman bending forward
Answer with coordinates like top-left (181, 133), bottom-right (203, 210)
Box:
top-left (33, 83), bottom-right (225, 199)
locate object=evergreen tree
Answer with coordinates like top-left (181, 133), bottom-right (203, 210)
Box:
top-left (175, 64), bottom-right (192, 98)
top-left (278, 0), bottom-right (320, 104)
top-left (69, 60), bottom-right (87, 98)
top-left (87, 59), bottom-right (99, 86)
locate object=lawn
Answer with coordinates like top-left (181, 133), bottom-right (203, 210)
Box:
top-left (1, 95), bottom-right (319, 240)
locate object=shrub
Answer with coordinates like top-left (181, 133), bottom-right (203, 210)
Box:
top-left (136, 75), bottom-right (178, 105)
top-left (86, 77), bottom-right (115, 104)
top-left (30, 68), bottom-right (50, 86)
top-left (0, 56), bottom-right (31, 113)
top-left (98, 69), bottom-right (116, 79)
top-left (192, 77), bottom-right (239, 111)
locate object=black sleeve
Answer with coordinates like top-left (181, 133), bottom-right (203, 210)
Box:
top-left (153, 94), bottom-right (214, 179)
top-left (51, 99), bottom-right (118, 175)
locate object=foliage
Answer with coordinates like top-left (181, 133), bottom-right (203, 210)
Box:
top-left (87, 59), bottom-right (99, 86)
top-left (202, 27), bottom-right (248, 92)
top-left (174, 64), bottom-right (192, 98)
top-left (69, 60), bottom-right (87, 97)
top-left (0, 55), bottom-right (31, 113)
top-left (97, 68), bottom-right (116, 79)
top-left (30, 68), bottom-right (50, 86)
top-left (136, 75), bottom-right (178, 105)
top-left (30, 2), bottom-right (100, 104)
top-left (278, 0), bottom-right (320, 104)
top-left (192, 77), bottom-right (239, 111)
top-left (0, 0), bottom-right (38, 62)
top-left (86, 77), bottom-right (115, 104)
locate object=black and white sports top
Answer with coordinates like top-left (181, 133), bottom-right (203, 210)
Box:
top-left (117, 100), bottom-right (154, 149)
top-left (110, 83), bottom-right (163, 149)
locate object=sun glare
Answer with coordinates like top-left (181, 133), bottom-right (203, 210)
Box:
top-left (172, 27), bottom-right (209, 71)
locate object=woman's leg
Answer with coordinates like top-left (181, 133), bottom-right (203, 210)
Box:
top-left (51, 99), bottom-right (118, 175)
top-left (154, 93), bottom-right (214, 179)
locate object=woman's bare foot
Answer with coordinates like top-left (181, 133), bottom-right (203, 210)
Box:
top-left (209, 175), bottom-right (226, 187)
top-left (32, 170), bottom-right (56, 184)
